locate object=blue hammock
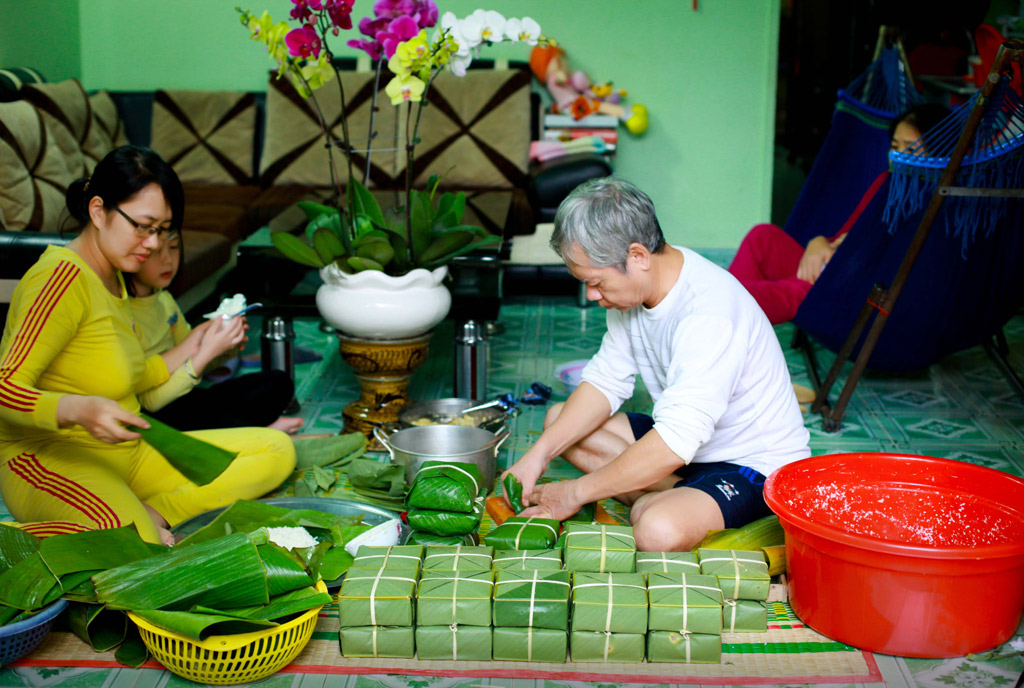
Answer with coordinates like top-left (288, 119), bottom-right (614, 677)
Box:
top-left (784, 47), bottom-right (924, 246)
top-left (793, 77), bottom-right (1024, 371)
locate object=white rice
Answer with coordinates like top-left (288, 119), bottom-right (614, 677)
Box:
top-left (267, 526), bottom-right (318, 550)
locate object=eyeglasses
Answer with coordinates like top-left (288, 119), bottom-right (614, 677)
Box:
top-left (114, 206), bottom-right (172, 239)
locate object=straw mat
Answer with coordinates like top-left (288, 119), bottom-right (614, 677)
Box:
top-left (17, 602), bottom-right (881, 685)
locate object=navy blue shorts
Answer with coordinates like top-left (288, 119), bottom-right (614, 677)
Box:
top-left (626, 412), bottom-right (773, 529)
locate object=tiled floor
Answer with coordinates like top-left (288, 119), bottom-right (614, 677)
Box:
top-left (3, 253), bottom-right (1024, 687)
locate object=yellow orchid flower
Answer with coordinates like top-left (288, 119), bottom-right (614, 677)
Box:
top-left (385, 74), bottom-right (426, 105)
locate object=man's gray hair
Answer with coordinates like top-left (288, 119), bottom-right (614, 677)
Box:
top-left (550, 176), bottom-right (666, 272)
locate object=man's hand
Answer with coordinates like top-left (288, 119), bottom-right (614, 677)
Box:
top-left (500, 445), bottom-right (549, 508)
top-left (796, 235), bottom-right (834, 284)
top-left (56, 395), bottom-right (148, 443)
top-left (519, 478), bottom-right (584, 521)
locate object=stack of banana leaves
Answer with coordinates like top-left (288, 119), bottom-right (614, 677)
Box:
top-left (692, 514), bottom-right (787, 576)
top-left (0, 499), bottom-right (373, 666)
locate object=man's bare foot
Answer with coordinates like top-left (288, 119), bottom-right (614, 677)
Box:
top-left (269, 416), bottom-right (305, 434)
top-left (144, 504), bottom-right (174, 545)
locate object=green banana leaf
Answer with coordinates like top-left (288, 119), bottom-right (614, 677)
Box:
top-left (294, 432), bottom-right (367, 470)
top-left (257, 544), bottom-right (315, 597)
top-left (319, 546), bottom-right (356, 581)
top-left (407, 500), bottom-right (483, 537)
top-left (503, 474), bottom-right (525, 513)
top-left (406, 531), bottom-right (477, 546)
top-left (131, 609), bottom-right (277, 641)
top-left (0, 605), bottom-right (24, 626)
top-left (177, 500), bottom-right (363, 547)
top-left (39, 526), bottom-right (154, 578)
top-left (0, 553), bottom-right (60, 610)
top-left (113, 624), bottom-right (149, 668)
top-left (348, 458), bottom-right (405, 498)
top-left (63, 576), bottom-right (99, 603)
top-left (192, 585), bottom-right (330, 621)
top-left (0, 523), bottom-right (41, 574)
top-left (68, 602), bottom-right (128, 652)
top-left (93, 532), bottom-right (269, 612)
top-left (131, 414), bottom-right (237, 486)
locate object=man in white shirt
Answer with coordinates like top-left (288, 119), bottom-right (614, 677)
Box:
top-left (508, 177), bottom-right (810, 551)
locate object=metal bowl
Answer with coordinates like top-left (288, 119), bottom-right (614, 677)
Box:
top-left (398, 397), bottom-right (515, 433)
top-left (374, 424), bottom-right (510, 491)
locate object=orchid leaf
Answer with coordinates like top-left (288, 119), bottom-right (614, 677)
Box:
top-left (348, 256), bottom-right (384, 272)
top-left (312, 226), bottom-right (346, 264)
top-left (271, 231), bottom-right (325, 268)
top-left (297, 200), bottom-right (339, 221)
top-left (347, 178), bottom-right (386, 229)
top-left (409, 190), bottom-right (435, 260)
top-left (420, 233), bottom-right (502, 269)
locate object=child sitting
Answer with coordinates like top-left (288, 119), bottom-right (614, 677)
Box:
top-left (128, 231), bottom-right (304, 433)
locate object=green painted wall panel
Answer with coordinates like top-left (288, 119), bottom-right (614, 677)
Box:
top-left (0, 0), bottom-right (81, 82)
top-left (70, 0), bottom-right (778, 249)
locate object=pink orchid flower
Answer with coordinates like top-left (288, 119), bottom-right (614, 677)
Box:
top-left (325, 0), bottom-right (355, 30)
top-left (347, 37), bottom-right (384, 60)
top-left (373, 0), bottom-right (415, 19)
top-left (285, 24), bottom-right (322, 59)
top-left (379, 15), bottom-right (420, 59)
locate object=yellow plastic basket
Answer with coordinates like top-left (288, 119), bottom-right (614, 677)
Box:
top-left (128, 580), bottom-right (327, 685)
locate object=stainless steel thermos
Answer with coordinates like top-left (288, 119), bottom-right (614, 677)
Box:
top-left (453, 319), bottom-right (488, 399)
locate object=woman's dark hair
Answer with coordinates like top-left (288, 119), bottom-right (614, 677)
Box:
top-left (65, 145), bottom-right (185, 231)
top-left (888, 103), bottom-right (951, 148)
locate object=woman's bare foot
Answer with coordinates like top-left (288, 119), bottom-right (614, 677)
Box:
top-left (144, 504), bottom-right (174, 546)
top-left (269, 416), bottom-right (305, 434)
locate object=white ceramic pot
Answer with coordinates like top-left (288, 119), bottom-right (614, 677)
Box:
top-left (316, 263), bottom-right (451, 339)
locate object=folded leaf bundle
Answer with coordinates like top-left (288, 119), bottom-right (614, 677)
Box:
top-left (294, 432), bottom-right (367, 470)
top-left (407, 500), bottom-right (483, 536)
top-left (407, 461), bottom-right (483, 513)
top-left (486, 516), bottom-right (560, 551)
top-left (502, 474), bottom-right (525, 513)
top-left (347, 458), bottom-right (406, 498)
top-left (131, 413), bottom-right (236, 486)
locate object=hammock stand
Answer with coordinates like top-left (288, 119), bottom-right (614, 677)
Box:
top-left (802, 40), bottom-right (1024, 432)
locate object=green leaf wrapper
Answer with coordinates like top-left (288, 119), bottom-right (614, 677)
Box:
top-left (407, 500), bottom-right (483, 536)
top-left (646, 573), bottom-right (723, 634)
top-left (131, 413), bottom-right (236, 486)
top-left (563, 523), bottom-right (637, 573)
top-left (635, 551), bottom-right (701, 577)
top-left (570, 572), bottom-right (648, 634)
top-left (697, 549), bottom-right (770, 601)
top-left (416, 624), bottom-right (492, 660)
top-left (486, 516), bottom-right (560, 551)
top-left (350, 545), bottom-right (423, 576)
top-left (407, 461), bottom-right (483, 513)
top-left (492, 626), bottom-right (567, 662)
top-left (422, 545), bottom-right (493, 571)
top-left (339, 625), bottom-right (415, 658)
top-left (493, 569), bottom-right (570, 630)
top-left (337, 569), bottom-right (417, 627)
top-left (647, 630), bottom-right (722, 663)
top-left (722, 599), bottom-right (767, 632)
top-left (416, 569), bottom-right (493, 626)
top-left (492, 549), bottom-right (563, 571)
top-left (569, 630), bottom-right (645, 663)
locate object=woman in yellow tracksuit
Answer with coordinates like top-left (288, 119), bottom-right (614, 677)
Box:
top-left (0, 146), bottom-right (295, 544)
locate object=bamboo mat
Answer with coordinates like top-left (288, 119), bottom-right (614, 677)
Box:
top-left (17, 602), bottom-right (882, 685)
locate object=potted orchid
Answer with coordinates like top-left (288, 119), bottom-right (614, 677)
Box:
top-left (238, 2), bottom-right (544, 338)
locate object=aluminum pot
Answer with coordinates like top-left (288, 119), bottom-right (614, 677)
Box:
top-left (397, 397), bottom-right (516, 434)
top-left (373, 424), bottom-right (510, 491)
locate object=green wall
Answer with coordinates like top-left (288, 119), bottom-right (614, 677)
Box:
top-left (15, 0), bottom-right (781, 249)
top-left (0, 0), bottom-right (81, 82)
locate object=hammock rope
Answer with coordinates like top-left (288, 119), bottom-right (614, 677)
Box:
top-left (841, 46), bottom-right (924, 118)
top-left (884, 77), bottom-right (1024, 254)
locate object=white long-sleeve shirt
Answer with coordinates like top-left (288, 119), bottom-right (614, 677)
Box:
top-left (580, 247), bottom-right (810, 478)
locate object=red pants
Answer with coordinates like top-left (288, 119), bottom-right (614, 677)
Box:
top-left (728, 223), bottom-right (813, 325)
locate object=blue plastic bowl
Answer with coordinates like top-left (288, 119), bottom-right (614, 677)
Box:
top-left (0, 598), bottom-right (67, 665)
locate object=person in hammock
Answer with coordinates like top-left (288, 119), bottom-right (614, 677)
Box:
top-left (0, 146), bottom-right (296, 545)
top-left (728, 103), bottom-right (950, 325)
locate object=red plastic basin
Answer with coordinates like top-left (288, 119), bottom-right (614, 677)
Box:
top-left (764, 453), bottom-right (1024, 658)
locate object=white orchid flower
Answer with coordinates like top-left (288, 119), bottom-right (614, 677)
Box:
top-left (516, 17), bottom-right (542, 45)
top-left (461, 9), bottom-right (506, 46)
top-left (450, 50), bottom-right (473, 76)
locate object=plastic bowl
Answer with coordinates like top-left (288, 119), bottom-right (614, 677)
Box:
top-left (0, 598), bottom-right (67, 665)
top-left (554, 359), bottom-right (589, 393)
top-left (128, 580), bottom-right (327, 684)
top-left (764, 453), bottom-right (1024, 658)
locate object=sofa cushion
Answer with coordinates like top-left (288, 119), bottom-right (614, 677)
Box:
top-left (20, 79), bottom-right (106, 175)
top-left (150, 90), bottom-right (257, 185)
top-left (260, 67), bottom-right (530, 192)
top-left (87, 90), bottom-right (130, 155)
top-left (0, 101), bottom-right (77, 232)
top-left (260, 69), bottom-right (400, 187)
